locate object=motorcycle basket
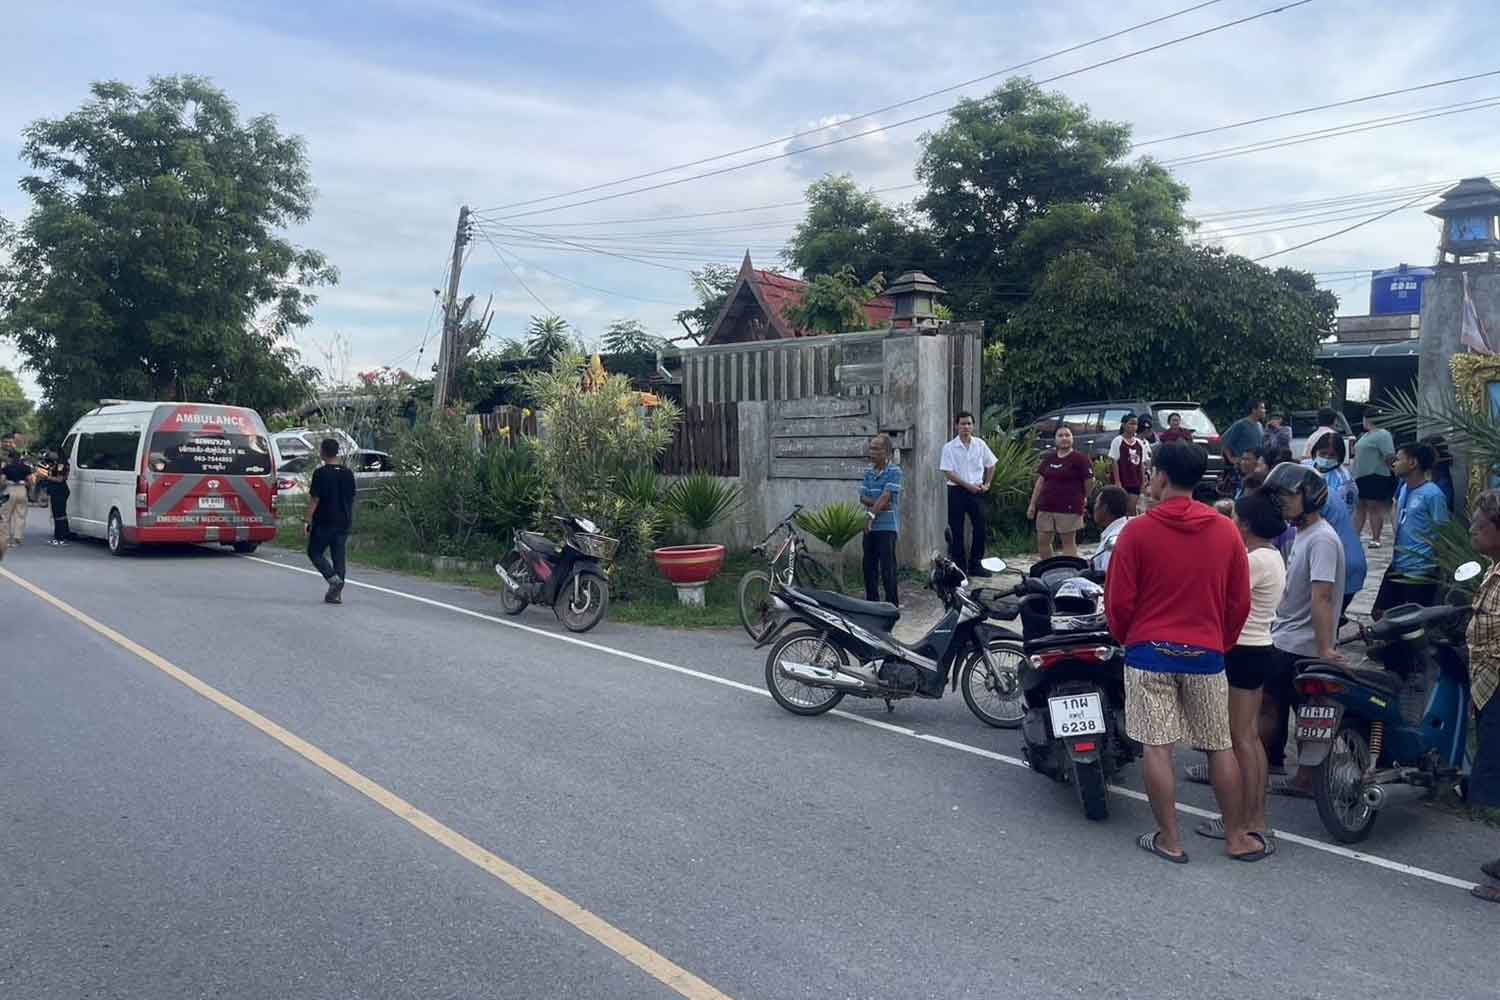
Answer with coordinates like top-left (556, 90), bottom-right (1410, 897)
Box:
top-left (571, 531), bottom-right (619, 562)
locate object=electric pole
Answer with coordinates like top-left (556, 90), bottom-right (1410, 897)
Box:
top-left (433, 204), bottom-right (472, 415)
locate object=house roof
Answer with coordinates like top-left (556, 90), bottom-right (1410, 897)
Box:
top-left (703, 253), bottom-right (894, 344)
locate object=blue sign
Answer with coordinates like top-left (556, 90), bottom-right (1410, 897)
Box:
top-left (1369, 265), bottom-right (1434, 315)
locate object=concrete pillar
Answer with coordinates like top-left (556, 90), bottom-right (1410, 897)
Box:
top-left (1418, 264), bottom-right (1500, 516)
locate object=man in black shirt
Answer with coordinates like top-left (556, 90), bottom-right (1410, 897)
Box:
top-left (304, 437), bottom-right (357, 604)
top-left (47, 452), bottom-right (71, 546)
top-left (3, 449), bottom-right (32, 547)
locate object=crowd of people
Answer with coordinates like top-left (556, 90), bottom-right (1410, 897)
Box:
top-left (1014, 401), bottom-right (1498, 895)
top-left (0, 435), bottom-right (73, 561)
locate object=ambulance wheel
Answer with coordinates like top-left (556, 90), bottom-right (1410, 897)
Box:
top-left (107, 511), bottom-right (130, 557)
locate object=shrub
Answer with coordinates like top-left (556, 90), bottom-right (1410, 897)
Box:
top-left (477, 435), bottom-right (544, 543)
top-left (796, 502), bottom-right (868, 592)
top-left (663, 472), bottom-right (742, 540)
top-left (384, 410), bottom-right (488, 555)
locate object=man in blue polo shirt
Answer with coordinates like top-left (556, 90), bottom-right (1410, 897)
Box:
top-left (860, 433), bottom-right (903, 605)
top-left (1373, 441), bottom-right (1450, 619)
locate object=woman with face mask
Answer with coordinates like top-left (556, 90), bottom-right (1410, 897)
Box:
top-left (1307, 435), bottom-right (1366, 620)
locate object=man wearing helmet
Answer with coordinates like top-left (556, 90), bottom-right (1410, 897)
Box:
top-left (1261, 461), bottom-right (1346, 793)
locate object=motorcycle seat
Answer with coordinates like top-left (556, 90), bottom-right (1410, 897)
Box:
top-left (518, 531), bottom-right (560, 557)
top-left (802, 590), bottom-right (901, 624)
top-left (1300, 662), bottom-right (1403, 696)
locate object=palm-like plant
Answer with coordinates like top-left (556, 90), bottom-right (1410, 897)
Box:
top-left (525, 315), bottom-right (576, 362)
top-left (664, 471), bottom-right (742, 541)
top-left (795, 502), bottom-right (868, 592)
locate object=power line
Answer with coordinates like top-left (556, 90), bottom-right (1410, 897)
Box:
top-left (478, 230), bottom-right (557, 316)
top-left (475, 222), bottom-right (696, 273)
top-left (474, 0), bottom-right (1314, 221)
top-left (1192, 195), bottom-right (1445, 239)
top-left (472, 0), bottom-right (1234, 217)
top-left (1161, 96), bottom-right (1500, 167)
top-left (476, 233), bottom-right (696, 309)
top-left (1252, 188), bottom-right (1438, 263)
top-left (1133, 68), bottom-right (1500, 147)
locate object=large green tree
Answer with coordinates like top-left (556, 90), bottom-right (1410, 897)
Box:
top-left (0, 367), bottom-right (34, 435)
top-left (1000, 244), bottom-right (1333, 420)
top-left (0, 76), bottom-right (333, 431)
top-left (783, 175), bottom-right (936, 280)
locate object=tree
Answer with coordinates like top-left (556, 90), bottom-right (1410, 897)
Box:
top-left (0, 76), bottom-right (335, 431)
top-left (1000, 244), bottom-right (1333, 420)
top-left (601, 318), bottom-right (665, 356)
top-left (0, 367), bottom-right (34, 436)
top-left (782, 267), bottom-right (888, 335)
top-left (525, 315), bottom-right (576, 361)
top-left (783, 175), bottom-right (935, 280)
top-left (673, 263), bottom-right (738, 343)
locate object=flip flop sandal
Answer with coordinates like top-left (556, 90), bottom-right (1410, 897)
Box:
top-left (1184, 764), bottom-right (1211, 785)
top-left (1195, 818), bottom-right (1227, 840)
top-left (1230, 832), bottom-right (1270, 863)
top-left (1138, 831), bottom-right (1189, 865)
top-left (1471, 883), bottom-right (1500, 904)
top-left (1482, 859), bottom-right (1500, 881)
top-left (1269, 775), bottom-right (1313, 799)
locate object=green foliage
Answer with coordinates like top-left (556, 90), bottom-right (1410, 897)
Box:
top-left (613, 465), bottom-right (664, 508)
top-left (673, 263), bottom-right (739, 342)
top-left (0, 368), bottom-right (34, 436)
top-left (783, 175), bottom-right (937, 280)
top-left (782, 266), bottom-right (887, 335)
top-left (525, 315), bottom-right (578, 362)
top-left (795, 502), bottom-right (868, 592)
top-left (1000, 244), bottom-right (1333, 419)
top-left (0, 76), bottom-right (332, 423)
top-left (601, 319), bottom-right (666, 356)
top-left (664, 472), bottom-right (743, 537)
top-left (978, 431), bottom-right (1040, 539)
top-left (384, 410), bottom-right (487, 555)
top-left (477, 435), bottom-right (545, 543)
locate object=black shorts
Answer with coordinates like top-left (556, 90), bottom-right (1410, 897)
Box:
top-left (1225, 644), bottom-right (1275, 691)
top-left (1356, 474), bottom-right (1396, 502)
top-left (1372, 567), bottom-right (1438, 617)
top-left (1264, 648), bottom-right (1307, 709)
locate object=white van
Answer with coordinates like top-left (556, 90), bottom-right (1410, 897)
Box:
top-left (61, 401), bottom-right (278, 555)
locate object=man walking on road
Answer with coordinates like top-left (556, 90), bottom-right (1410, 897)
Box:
top-left (305, 437), bottom-right (356, 605)
top-left (940, 411), bottom-right (997, 576)
top-left (1104, 441), bottom-right (1264, 864)
top-left (3, 449), bottom-right (32, 546)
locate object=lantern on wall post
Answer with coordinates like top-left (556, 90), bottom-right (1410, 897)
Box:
top-left (1427, 176), bottom-right (1500, 264)
top-left (886, 271), bottom-right (946, 330)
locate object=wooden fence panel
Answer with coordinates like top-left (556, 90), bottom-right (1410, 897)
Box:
top-left (658, 402), bottom-right (739, 477)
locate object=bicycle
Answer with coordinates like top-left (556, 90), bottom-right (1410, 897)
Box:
top-left (737, 505), bottom-right (834, 641)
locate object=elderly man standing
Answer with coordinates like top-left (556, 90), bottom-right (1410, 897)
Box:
top-left (859, 433), bottom-right (902, 606)
top-left (940, 411), bottom-right (996, 577)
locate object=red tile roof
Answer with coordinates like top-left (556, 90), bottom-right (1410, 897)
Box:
top-left (750, 268), bottom-right (895, 338)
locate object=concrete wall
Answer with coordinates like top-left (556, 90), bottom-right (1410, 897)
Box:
top-left (1418, 263), bottom-right (1500, 515)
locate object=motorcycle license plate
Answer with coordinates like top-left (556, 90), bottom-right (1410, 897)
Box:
top-left (197, 496), bottom-right (225, 510)
top-left (1295, 704), bottom-right (1340, 741)
top-left (1049, 692), bottom-right (1105, 737)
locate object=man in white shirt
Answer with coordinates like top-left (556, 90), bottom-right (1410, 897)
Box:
top-left (940, 410), bottom-right (997, 576)
top-left (1090, 485), bottom-right (1131, 575)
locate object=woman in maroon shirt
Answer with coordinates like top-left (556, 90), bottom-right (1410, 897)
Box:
top-left (1027, 426), bottom-right (1094, 558)
top-left (1157, 412), bottom-right (1194, 444)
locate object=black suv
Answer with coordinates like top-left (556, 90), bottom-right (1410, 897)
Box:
top-left (1027, 400), bottom-right (1225, 481)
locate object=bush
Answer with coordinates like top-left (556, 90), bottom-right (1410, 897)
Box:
top-left (384, 410), bottom-right (487, 555)
top-left (663, 472), bottom-right (742, 540)
top-left (795, 502), bottom-right (867, 592)
top-left (477, 435), bottom-right (544, 544)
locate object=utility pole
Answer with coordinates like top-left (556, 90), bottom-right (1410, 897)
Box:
top-left (433, 204), bottom-right (472, 415)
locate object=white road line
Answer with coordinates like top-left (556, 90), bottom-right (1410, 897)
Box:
top-left (246, 554), bottom-right (1480, 892)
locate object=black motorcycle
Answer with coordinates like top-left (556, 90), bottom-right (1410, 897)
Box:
top-left (495, 515), bottom-right (617, 633)
top-left (758, 551), bottom-right (1025, 727)
top-left (1004, 556), bottom-right (1135, 821)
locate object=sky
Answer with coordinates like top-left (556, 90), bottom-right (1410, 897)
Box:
top-left (2, 0), bottom-right (1496, 404)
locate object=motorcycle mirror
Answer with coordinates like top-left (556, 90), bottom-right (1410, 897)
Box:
top-left (980, 557), bottom-right (1008, 574)
top-left (1455, 561), bottom-right (1483, 583)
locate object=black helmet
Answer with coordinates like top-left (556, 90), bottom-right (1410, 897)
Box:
top-left (1261, 461), bottom-right (1327, 517)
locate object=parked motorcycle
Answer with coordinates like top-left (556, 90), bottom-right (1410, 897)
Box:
top-left (495, 515), bottom-right (617, 633)
top-left (1004, 556), bottom-right (1135, 821)
top-left (1292, 562), bottom-right (1477, 843)
top-left (759, 551), bottom-right (1025, 727)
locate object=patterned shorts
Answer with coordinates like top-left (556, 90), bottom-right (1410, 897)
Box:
top-left (1124, 667), bottom-right (1232, 750)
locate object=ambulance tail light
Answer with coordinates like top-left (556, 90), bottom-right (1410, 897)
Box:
top-left (135, 476), bottom-right (148, 511)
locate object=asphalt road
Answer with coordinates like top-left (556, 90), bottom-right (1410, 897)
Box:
top-left (2, 518), bottom-right (1496, 1000)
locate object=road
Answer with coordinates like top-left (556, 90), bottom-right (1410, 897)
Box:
top-left (2, 517), bottom-right (1495, 1000)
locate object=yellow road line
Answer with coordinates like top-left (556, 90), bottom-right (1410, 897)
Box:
top-left (0, 567), bottom-right (732, 1000)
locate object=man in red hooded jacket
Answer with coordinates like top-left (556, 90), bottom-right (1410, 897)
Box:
top-left (1105, 441), bottom-right (1264, 864)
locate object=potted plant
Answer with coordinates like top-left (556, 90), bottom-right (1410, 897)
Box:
top-left (794, 502), bottom-right (868, 594)
top-left (654, 471), bottom-right (742, 606)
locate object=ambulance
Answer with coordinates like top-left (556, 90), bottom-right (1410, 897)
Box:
top-left (60, 401), bottom-right (279, 555)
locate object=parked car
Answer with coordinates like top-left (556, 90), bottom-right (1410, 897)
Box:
top-left (1288, 409), bottom-right (1355, 461)
top-left (270, 427), bottom-right (360, 463)
top-left (273, 449), bottom-right (399, 504)
top-left (1028, 399), bottom-right (1224, 486)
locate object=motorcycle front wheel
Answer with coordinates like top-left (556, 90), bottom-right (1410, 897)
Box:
top-left (498, 553), bottom-right (530, 615)
top-left (959, 640), bottom-right (1026, 729)
top-left (1072, 758), bottom-right (1109, 821)
top-left (555, 571), bottom-right (609, 633)
top-left (764, 629), bottom-right (846, 716)
top-left (1313, 722), bottom-right (1379, 843)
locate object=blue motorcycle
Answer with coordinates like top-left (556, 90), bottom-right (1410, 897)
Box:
top-left (1292, 564), bottom-right (1477, 843)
